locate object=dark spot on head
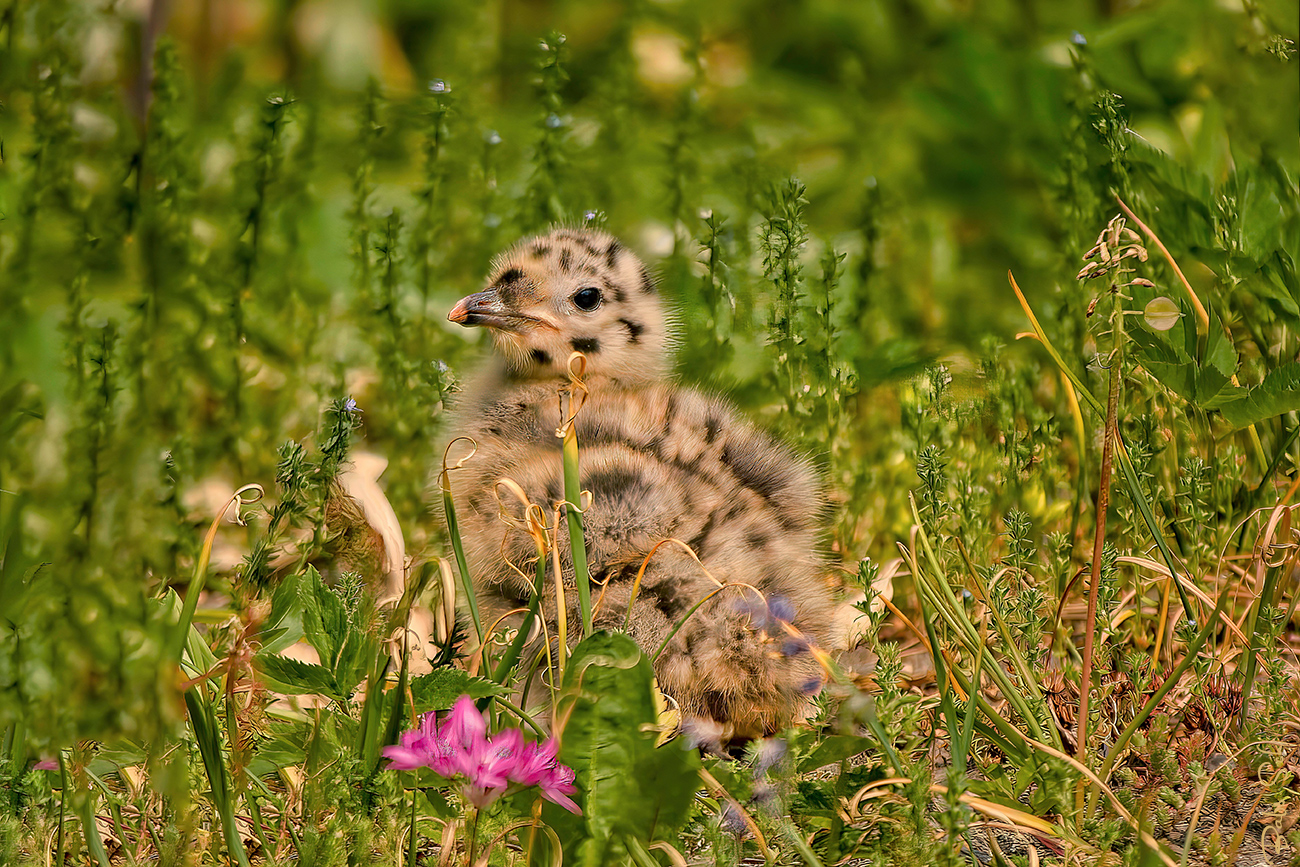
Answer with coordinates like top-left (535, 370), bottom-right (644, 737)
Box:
top-left (704, 415), bottom-right (721, 444)
top-left (530, 348), bottom-right (551, 366)
top-left (619, 318), bottom-right (644, 343)
top-left (494, 267), bottom-right (526, 302)
top-left (746, 528), bottom-right (768, 551)
top-left (487, 425), bottom-right (501, 436)
top-left (531, 244), bottom-right (549, 258)
top-left (571, 336), bottom-right (600, 354)
top-left (638, 265), bottom-right (656, 295)
top-left (603, 276), bottom-right (626, 303)
top-left (559, 248), bottom-right (573, 272)
top-left (605, 240), bottom-right (623, 270)
top-left (580, 264), bottom-right (597, 277)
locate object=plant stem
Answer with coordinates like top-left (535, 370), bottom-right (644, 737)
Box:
top-left (1077, 342), bottom-right (1121, 809)
top-left (466, 807), bottom-right (481, 865)
top-left (406, 787), bottom-right (418, 867)
top-left (562, 404), bottom-right (593, 636)
top-left (440, 464), bottom-right (483, 646)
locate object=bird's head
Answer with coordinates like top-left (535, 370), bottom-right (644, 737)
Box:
top-left (449, 227), bottom-right (669, 384)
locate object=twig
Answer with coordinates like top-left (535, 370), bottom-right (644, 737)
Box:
top-left (1077, 346), bottom-right (1120, 784)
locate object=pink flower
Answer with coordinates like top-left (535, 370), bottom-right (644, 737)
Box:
top-left (456, 727), bottom-right (522, 808)
top-left (510, 738), bottom-right (561, 786)
top-left (383, 694), bottom-right (581, 815)
top-left (382, 712), bottom-right (438, 770)
top-left (538, 763), bottom-right (581, 814)
top-left (33, 757), bottom-right (58, 771)
top-left (441, 695), bottom-right (487, 752)
top-left (509, 737), bottom-right (580, 813)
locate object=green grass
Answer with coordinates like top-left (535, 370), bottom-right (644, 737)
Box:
top-left (1, 0), bottom-right (1298, 864)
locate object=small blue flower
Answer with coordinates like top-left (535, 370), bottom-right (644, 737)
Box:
top-left (343, 397), bottom-right (360, 414)
top-left (1071, 31), bottom-right (1087, 46)
top-left (798, 676), bottom-right (824, 696)
top-left (732, 596), bottom-right (768, 630)
top-left (780, 636), bottom-right (811, 657)
top-left (767, 596), bottom-right (795, 623)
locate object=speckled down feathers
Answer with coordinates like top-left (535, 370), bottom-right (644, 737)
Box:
top-left (448, 227), bottom-right (837, 739)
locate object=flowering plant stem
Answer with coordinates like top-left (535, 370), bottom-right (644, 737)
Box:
top-left (1008, 271), bottom-right (1194, 622)
top-left (406, 788), bottom-right (418, 866)
top-left (1076, 343), bottom-right (1119, 805)
top-left (466, 808), bottom-right (481, 864)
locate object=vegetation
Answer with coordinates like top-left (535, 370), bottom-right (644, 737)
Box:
top-left (0, 0), bottom-right (1297, 864)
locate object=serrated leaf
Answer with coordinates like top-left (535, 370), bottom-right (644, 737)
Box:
top-left (409, 669), bottom-right (505, 713)
top-left (1132, 356), bottom-right (1198, 404)
top-left (299, 566), bottom-right (346, 669)
top-left (256, 652), bottom-right (341, 699)
top-left (1212, 362), bottom-right (1300, 429)
top-left (262, 570), bottom-right (306, 654)
top-left (1202, 309), bottom-right (1238, 379)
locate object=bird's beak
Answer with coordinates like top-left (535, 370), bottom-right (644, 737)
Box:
top-left (448, 289), bottom-right (535, 333)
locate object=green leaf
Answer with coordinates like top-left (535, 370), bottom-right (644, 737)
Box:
top-left (409, 669), bottom-right (505, 713)
top-left (156, 590), bottom-right (219, 677)
top-left (1201, 309), bottom-right (1238, 379)
top-left (423, 787), bottom-right (456, 819)
top-left (256, 652), bottom-right (341, 700)
top-left (261, 569), bottom-right (306, 654)
top-left (797, 734), bottom-right (870, 774)
top-left (544, 632), bottom-right (701, 866)
top-left (1212, 362), bottom-right (1300, 429)
top-left (300, 566), bottom-right (347, 669)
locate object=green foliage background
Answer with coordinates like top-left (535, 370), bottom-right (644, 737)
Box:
top-left (0, 1), bottom-right (1297, 860)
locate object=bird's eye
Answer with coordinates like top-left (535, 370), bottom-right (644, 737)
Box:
top-left (572, 287), bottom-right (602, 312)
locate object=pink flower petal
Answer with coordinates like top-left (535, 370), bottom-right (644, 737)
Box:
top-left (442, 696), bottom-right (488, 751)
top-left (539, 763), bottom-right (581, 814)
top-left (382, 745), bottom-right (430, 771)
top-left (510, 738), bottom-right (559, 786)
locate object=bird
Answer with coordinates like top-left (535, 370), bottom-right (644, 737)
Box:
top-left (445, 226), bottom-right (838, 741)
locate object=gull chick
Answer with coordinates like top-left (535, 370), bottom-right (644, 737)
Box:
top-left (447, 227), bottom-right (837, 740)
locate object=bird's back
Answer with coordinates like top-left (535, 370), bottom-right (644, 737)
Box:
top-left (452, 377), bottom-right (836, 738)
